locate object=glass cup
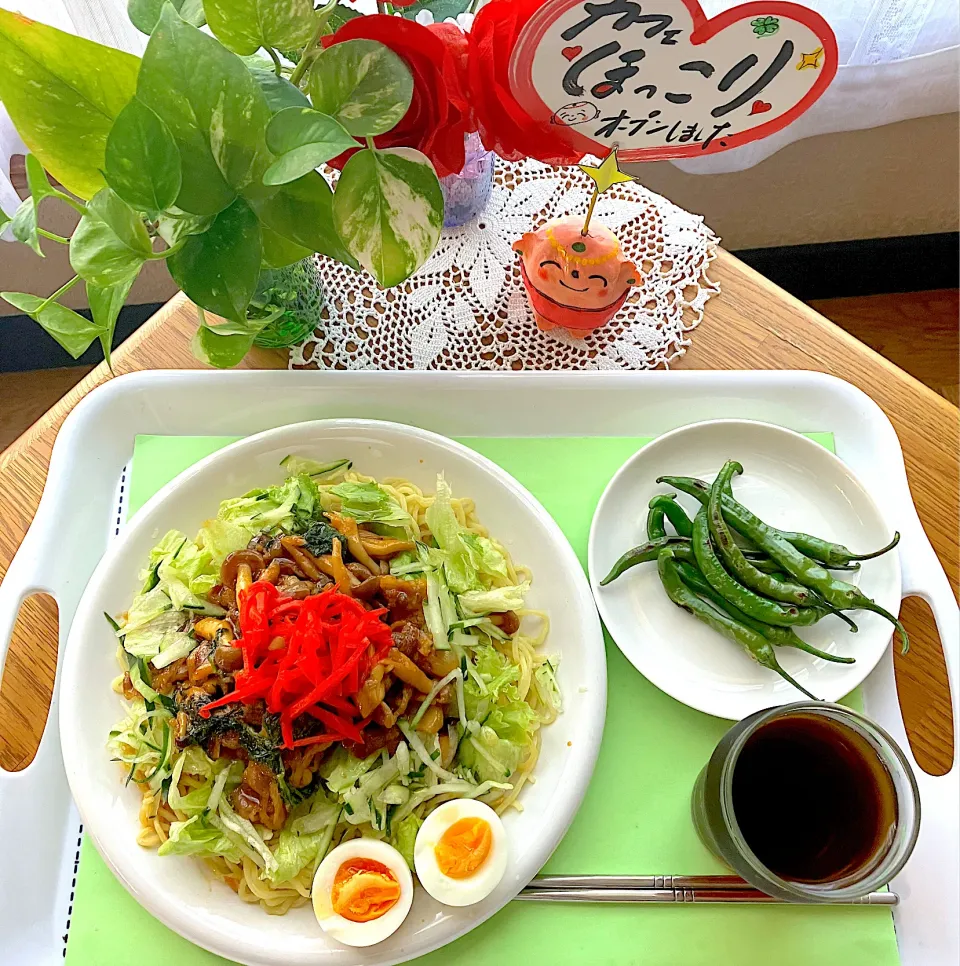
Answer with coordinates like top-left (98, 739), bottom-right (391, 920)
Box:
top-left (691, 702), bottom-right (920, 902)
top-left (440, 132), bottom-right (495, 228)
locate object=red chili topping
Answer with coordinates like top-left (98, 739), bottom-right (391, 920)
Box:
top-left (198, 581), bottom-right (393, 749)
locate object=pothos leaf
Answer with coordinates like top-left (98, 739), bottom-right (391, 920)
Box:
top-left (104, 99), bottom-right (182, 212)
top-left (69, 188), bottom-right (153, 287)
top-left (8, 156), bottom-right (59, 256)
top-left (263, 108), bottom-right (359, 186)
top-left (128, 0), bottom-right (206, 35)
top-left (87, 275), bottom-right (138, 370)
top-left (10, 197), bottom-right (42, 256)
top-left (1, 291), bottom-right (106, 359)
top-left (192, 313), bottom-right (271, 368)
top-left (168, 196), bottom-right (262, 324)
top-left (136, 6), bottom-right (273, 215)
top-left (331, 147), bottom-right (442, 287)
top-left (249, 68), bottom-right (311, 115)
top-left (203, 0), bottom-right (320, 57)
top-left (308, 39), bottom-right (413, 137)
top-left (0, 10), bottom-right (140, 200)
top-left (325, 0), bottom-right (362, 32)
top-left (252, 171), bottom-right (358, 269)
top-left (260, 226), bottom-right (312, 269)
top-left (24, 154), bottom-right (59, 206)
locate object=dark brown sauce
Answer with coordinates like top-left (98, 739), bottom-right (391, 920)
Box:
top-left (731, 713), bottom-right (898, 884)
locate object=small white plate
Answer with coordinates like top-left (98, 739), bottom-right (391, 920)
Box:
top-left (60, 419), bottom-right (606, 966)
top-left (588, 419), bottom-right (902, 721)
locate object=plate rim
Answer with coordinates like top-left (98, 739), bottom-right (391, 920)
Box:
top-left (59, 417), bottom-right (607, 966)
top-left (587, 417), bottom-right (902, 721)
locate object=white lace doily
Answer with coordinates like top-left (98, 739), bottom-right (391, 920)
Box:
top-left (290, 157), bottom-right (719, 371)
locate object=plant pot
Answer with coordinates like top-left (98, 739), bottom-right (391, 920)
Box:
top-left (251, 259), bottom-right (324, 349)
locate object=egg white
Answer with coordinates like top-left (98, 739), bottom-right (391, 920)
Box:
top-left (312, 839), bottom-right (413, 947)
top-left (414, 799), bottom-right (508, 906)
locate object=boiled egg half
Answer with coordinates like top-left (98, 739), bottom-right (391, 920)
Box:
top-left (312, 839), bottom-right (413, 947)
top-left (414, 799), bottom-right (508, 906)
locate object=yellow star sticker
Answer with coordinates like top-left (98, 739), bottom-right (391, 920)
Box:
top-left (578, 149), bottom-right (635, 195)
top-left (797, 46), bottom-right (824, 70)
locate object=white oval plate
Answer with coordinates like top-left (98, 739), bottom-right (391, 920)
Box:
top-left (60, 419), bottom-right (605, 966)
top-left (588, 419), bottom-right (901, 721)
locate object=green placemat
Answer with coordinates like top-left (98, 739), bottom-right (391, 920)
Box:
top-left (66, 434), bottom-right (898, 966)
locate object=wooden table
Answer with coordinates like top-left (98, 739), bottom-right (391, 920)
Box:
top-left (1, 250), bottom-right (956, 777)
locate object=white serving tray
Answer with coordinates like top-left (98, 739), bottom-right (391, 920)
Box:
top-left (0, 371), bottom-right (956, 966)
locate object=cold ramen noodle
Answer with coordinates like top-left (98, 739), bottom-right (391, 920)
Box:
top-left (108, 458), bottom-right (560, 915)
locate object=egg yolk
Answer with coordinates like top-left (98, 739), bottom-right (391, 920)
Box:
top-left (434, 817), bottom-right (493, 879)
top-left (331, 858), bottom-right (401, 922)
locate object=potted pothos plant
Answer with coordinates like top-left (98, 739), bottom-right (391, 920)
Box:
top-left (0, 0), bottom-right (477, 368)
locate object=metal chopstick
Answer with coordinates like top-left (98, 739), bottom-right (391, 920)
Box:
top-left (528, 875), bottom-right (763, 890)
top-left (517, 877), bottom-right (898, 906)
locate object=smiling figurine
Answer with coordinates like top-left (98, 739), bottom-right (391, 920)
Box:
top-left (512, 149), bottom-right (640, 338)
top-left (513, 218), bottom-right (638, 337)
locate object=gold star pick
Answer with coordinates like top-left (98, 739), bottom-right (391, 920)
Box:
top-left (578, 148), bottom-right (634, 235)
top-left (797, 46), bottom-right (824, 70)
top-left (579, 148), bottom-right (635, 194)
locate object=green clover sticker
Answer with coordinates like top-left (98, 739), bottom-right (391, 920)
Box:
top-left (751, 16), bottom-right (780, 37)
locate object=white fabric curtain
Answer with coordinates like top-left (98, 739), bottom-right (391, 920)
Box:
top-left (1, 0), bottom-right (958, 225)
top-left (675, 0), bottom-right (960, 173)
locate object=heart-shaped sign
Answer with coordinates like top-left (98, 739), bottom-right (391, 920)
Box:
top-left (508, 0), bottom-right (836, 161)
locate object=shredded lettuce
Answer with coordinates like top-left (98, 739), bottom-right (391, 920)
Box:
top-left (107, 700), bottom-right (175, 792)
top-left (268, 793), bottom-right (340, 884)
top-left (158, 815), bottom-right (243, 862)
top-left (424, 475), bottom-right (479, 593)
top-left (118, 529), bottom-right (224, 665)
top-left (122, 608), bottom-right (192, 664)
top-left (391, 813), bottom-right (421, 869)
top-left (214, 799), bottom-right (279, 875)
top-left (318, 746), bottom-right (381, 794)
top-left (458, 581), bottom-right (529, 617)
top-left (151, 530), bottom-right (218, 598)
top-left (460, 532), bottom-right (509, 580)
top-left (390, 542), bottom-right (445, 576)
top-left (458, 724), bottom-right (528, 783)
top-left (167, 747), bottom-right (242, 818)
top-left (121, 586), bottom-right (174, 635)
top-left (196, 517), bottom-right (250, 562)
top-left (217, 474), bottom-right (321, 535)
top-left (342, 755), bottom-right (402, 828)
top-left (150, 633), bottom-right (198, 669)
top-left (462, 644), bottom-right (521, 716)
top-left (458, 644), bottom-right (536, 782)
top-left (329, 481), bottom-right (417, 537)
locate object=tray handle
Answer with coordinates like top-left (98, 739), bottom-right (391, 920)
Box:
top-left (0, 509), bottom-right (64, 773)
top-left (899, 539), bottom-right (959, 765)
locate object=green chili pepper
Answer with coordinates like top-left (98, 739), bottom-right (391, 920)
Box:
top-left (646, 504), bottom-right (667, 541)
top-left (686, 483), bottom-right (908, 653)
top-left (659, 476), bottom-right (898, 569)
top-left (657, 549), bottom-right (819, 699)
top-left (601, 534), bottom-right (782, 587)
top-left (601, 536), bottom-right (692, 585)
top-left (674, 560), bottom-right (855, 664)
top-left (648, 493), bottom-right (693, 538)
top-left (705, 463), bottom-right (859, 632)
top-left (708, 461), bottom-right (818, 606)
top-left (692, 508), bottom-right (822, 627)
